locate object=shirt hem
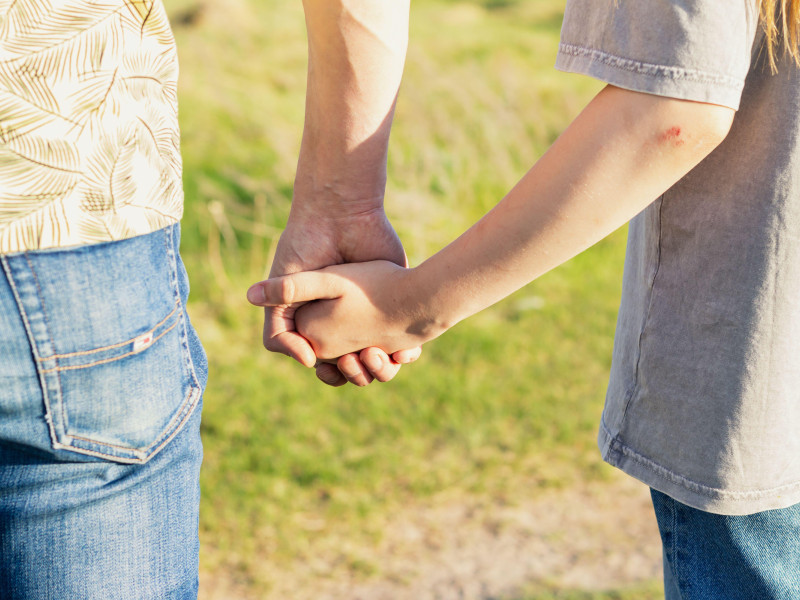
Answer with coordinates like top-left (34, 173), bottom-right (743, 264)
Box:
top-left (0, 214), bottom-right (182, 256)
top-left (598, 419), bottom-right (800, 515)
top-left (556, 43), bottom-right (744, 110)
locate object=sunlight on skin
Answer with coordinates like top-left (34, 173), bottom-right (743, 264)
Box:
top-left (248, 86), bottom-right (734, 361)
top-left (260, 0), bottom-right (414, 387)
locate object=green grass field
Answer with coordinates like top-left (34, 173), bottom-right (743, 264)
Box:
top-left (167, 0), bottom-right (652, 596)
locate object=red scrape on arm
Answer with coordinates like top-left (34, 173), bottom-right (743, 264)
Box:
top-left (658, 126), bottom-right (685, 146)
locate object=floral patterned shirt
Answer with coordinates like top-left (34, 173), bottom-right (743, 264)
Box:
top-left (0, 0), bottom-right (182, 253)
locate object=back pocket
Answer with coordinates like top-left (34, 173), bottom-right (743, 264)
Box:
top-left (0, 226), bottom-right (202, 464)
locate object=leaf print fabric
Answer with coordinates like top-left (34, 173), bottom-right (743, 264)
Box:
top-left (0, 0), bottom-right (183, 253)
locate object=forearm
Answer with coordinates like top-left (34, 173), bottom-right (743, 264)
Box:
top-left (251, 86), bottom-right (736, 361)
top-left (296, 0), bottom-right (409, 216)
top-left (408, 86), bottom-right (735, 338)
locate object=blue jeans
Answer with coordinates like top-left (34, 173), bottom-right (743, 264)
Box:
top-left (651, 489), bottom-right (800, 599)
top-left (0, 225), bottom-right (207, 599)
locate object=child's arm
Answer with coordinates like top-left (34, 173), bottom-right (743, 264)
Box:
top-left (247, 85), bottom-right (734, 360)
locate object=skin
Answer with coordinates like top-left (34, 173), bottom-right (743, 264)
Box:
top-left (262, 0), bottom-right (418, 386)
top-left (248, 85), bottom-right (735, 357)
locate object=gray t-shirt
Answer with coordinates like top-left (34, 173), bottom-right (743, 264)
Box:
top-left (557, 0), bottom-right (800, 515)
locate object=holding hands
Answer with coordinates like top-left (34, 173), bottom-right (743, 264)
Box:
top-left (248, 0), bottom-right (417, 385)
top-left (249, 1), bottom-right (733, 389)
top-left (249, 208), bottom-right (422, 387)
top-left (249, 0), bottom-right (415, 386)
top-left (251, 259), bottom-right (417, 360)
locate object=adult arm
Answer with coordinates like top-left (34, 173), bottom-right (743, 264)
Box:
top-left (263, 0), bottom-right (418, 386)
top-left (248, 85), bottom-right (735, 356)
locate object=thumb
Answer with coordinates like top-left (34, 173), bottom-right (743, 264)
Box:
top-left (247, 270), bottom-right (343, 307)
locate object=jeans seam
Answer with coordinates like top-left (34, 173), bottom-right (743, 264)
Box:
top-left (670, 497), bottom-right (681, 598)
top-left (67, 386), bottom-right (200, 455)
top-left (166, 225), bottom-right (201, 393)
top-left (140, 386), bottom-right (201, 457)
top-left (24, 253), bottom-right (73, 437)
top-left (35, 301), bottom-right (179, 361)
top-left (134, 224), bottom-right (202, 459)
top-left (38, 318), bottom-right (179, 373)
top-left (1, 256), bottom-right (64, 450)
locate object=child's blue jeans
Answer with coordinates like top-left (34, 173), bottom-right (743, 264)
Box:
top-left (651, 488), bottom-right (800, 599)
top-left (0, 225), bottom-right (207, 599)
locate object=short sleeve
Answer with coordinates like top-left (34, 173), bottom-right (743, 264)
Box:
top-left (555, 0), bottom-right (761, 109)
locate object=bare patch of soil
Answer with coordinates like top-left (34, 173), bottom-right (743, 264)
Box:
top-left (200, 471), bottom-right (661, 600)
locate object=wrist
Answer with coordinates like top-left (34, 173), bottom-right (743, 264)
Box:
top-left (293, 167), bottom-right (386, 215)
top-left (401, 265), bottom-right (460, 345)
top-left (293, 122), bottom-right (391, 217)
top-left (291, 182), bottom-right (385, 218)
top-left (285, 201), bottom-right (388, 235)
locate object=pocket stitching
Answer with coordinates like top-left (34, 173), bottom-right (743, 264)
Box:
top-left (35, 301), bottom-right (179, 362)
top-left (51, 385), bottom-right (201, 464)
top-left (67, 383), bottom-right (199, 454)
top-left (4, 226), bottom-right (203, 464)
top-left (54, 311), bottom-right (198, 460)
top-left (38, 312), bottom-right (179, 373)
top-left (55, 226), bottom-right (202, 462)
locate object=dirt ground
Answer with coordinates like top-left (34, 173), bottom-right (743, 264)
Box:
top-left (200, 470), bottom-right (663, 600)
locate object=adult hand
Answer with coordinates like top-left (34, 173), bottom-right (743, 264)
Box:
top-left (259, 0), bottom-right (412, 385)
top-left (254, 205), bottom-right (421, 386)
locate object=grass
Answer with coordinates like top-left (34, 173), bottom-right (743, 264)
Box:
top-left (515, 580), bottom-right (664, 600)
top-left (166, 0), bottom-right (654, 595)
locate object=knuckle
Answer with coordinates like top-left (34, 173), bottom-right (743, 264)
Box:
top-left (263, 335), bottom-right (287, 355)
top-left (277, 277), bottom-right (296, 305)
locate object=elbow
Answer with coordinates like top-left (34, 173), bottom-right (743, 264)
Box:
top-left (697, 104), bottom-right (735, 151)
top-left (656, 102), bottom-right (735, 160)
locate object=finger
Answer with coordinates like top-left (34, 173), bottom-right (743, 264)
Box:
top-left (360, 347), bottom-right (402, 383)
top-left (337, 354), bottom-right (375, 387)
top-left (392, 346), bottom-right (422, 364)
top-left (315, 362), bottom-right (348, 387)
top-left (261, 303), bottom-right (317, 367)
top-left (265, 331), bottom-right (317, 368)
top-left (247, 272), bottom-right (343, 307)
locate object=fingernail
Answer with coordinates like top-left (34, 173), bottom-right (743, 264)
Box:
top-left (246, 284), bottom-right (265, 305)
top-left (300, 348), bottom-right (317, 368)
top-left (363, 354), bottom-right (384, 372)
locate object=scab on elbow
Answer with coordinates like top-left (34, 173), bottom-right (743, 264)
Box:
top-left (658, 105), bottom-right (735, 156)
top-left (658, 126), bottom-right (686, 147)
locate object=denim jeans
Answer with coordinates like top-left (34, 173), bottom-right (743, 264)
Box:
top-left (651, 489), bottom-right (800, 600)
top-left (0, 225), bottom-right (207, 599)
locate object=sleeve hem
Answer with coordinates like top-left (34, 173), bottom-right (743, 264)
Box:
top-left (556, 43), bottom-right (744, 110)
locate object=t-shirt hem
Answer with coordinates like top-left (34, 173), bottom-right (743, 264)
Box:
top-left (556, 43), bottom-right (744, 110)
top-left (598, 420), bottom-right (800, 516)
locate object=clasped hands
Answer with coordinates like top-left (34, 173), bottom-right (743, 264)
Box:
top-left (247, 209), bottom-right (425, 387)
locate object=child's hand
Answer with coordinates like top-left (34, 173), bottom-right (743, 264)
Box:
top-left (248, 260), bottom-right (432, 361)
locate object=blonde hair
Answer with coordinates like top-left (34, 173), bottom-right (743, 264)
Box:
top-left (761, 0), bottom-right (800, 68)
